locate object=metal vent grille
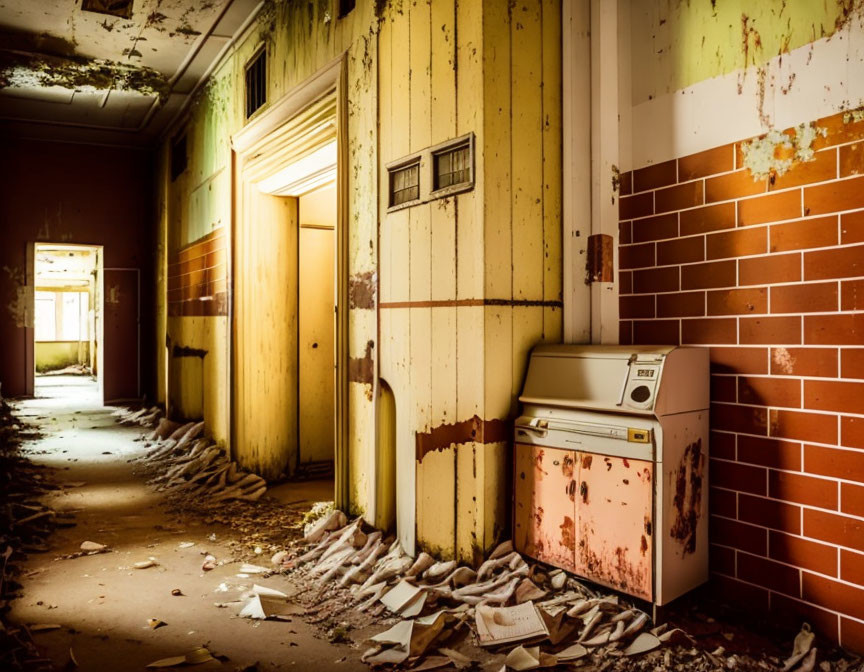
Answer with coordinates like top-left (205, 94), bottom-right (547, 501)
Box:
top-left (81, 0), bottom-right (133, 18)
top-left (245, 50), bottom-right (267, 119)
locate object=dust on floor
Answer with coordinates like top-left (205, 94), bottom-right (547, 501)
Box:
top-left (2, 385), bottom-right (366, 672)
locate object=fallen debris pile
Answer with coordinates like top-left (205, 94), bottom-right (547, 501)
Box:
top-left (0, 395), bottom-right (68, 671)
top-left (115, 408), bottom-right (268, 503)
top-left (270, 513), bottom-right (862, 672)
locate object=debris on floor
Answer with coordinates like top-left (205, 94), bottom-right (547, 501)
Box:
top-left (271, 515), bottom-right (864, 672)
top-left (106, 406), bottom-right (864, 671)
top-left (145, 646), bottom-right (216, 668)
top-left (0, 396), bottom-right (64, 671)
top-left (114, 408), bottom-right (268, 503)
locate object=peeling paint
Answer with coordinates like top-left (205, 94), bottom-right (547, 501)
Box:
top-left (669, 438), bottom-right (705, 556)
top-left (772, 347), bottom-right (795, 375)
top-left (844, 107), bottom-right (864, 124)
top-left (586, 234), bottom-right (613, 284)
top-left (348, 270), bottom-right (376, 310)
top-left (348, 339), bottom-right (375, 387)
top-left (741, 122), bottom-right (826, 180)
top-left (0, 51), bottom-right (169, 97)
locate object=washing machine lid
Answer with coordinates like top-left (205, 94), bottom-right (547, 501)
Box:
top-left (519, 345), bottom-right (682, 416)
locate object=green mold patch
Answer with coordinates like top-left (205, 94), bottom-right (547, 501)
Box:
top-left (741, 122), bottom-right (827, 180)
top-left (0, 51), bottom-right (169, 97)
top-left (844, 107), bottom-right (864, 124)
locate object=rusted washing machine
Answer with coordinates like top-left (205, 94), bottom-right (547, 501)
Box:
top-left (513, 345), bottom-right (709, 605)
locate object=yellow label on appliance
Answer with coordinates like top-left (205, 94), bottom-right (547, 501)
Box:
top-left (628, 428), bottom-right (650, 443)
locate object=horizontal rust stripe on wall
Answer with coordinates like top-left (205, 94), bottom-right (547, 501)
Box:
top-left (379, 298), bottom-right (563, 309)
top-left (416, 415), bottom-right (510, 462)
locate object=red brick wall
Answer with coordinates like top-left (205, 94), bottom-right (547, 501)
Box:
top-left (618, 109), bottom-right (864, 650)
top-left (167, 229), bottom-right (228, 317)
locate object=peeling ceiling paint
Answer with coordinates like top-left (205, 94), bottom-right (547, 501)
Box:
top-left (0, 0), bottom-right (260, 143)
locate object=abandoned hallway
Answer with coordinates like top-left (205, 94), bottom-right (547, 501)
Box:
top-left (3, 0), bottom-right (864, 670)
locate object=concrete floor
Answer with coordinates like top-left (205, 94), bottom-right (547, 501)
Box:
top-left (8, 381), bottom-right (366, 672)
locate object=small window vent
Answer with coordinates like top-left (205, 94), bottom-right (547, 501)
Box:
top-left (81, 0), bottom-right (133, 18)
top-left (385, 133), bottom-right (475, 211)
top-left (434, 139), bottom-right (472, 191)
top-left (389, 161), bottom-right (420, 207)
top-left (339, 0), bottom-right (356, 17)
top-left (245, 49), bottom-right (267, 119)
top-left (171, 134), bottom-right (187, 182)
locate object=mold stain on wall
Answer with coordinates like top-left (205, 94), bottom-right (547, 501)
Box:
top-left (2, 266), bottom-right (28, 328)
top-left (740, 122), bottom-right (826, 179)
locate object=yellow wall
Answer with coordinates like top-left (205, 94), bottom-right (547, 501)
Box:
top-left (35, 341), bottom-right (89, 372)
top-left (378, 0), bottom-right (562, 562)
top-left (155, 0), bottom-right (562, 558)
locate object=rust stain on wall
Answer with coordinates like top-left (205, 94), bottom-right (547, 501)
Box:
top-left (172, 345), bottom-right (208, 358)
top-left (669, 438), bottom-right (705, 555)
top-left (586, 233), bottom-right (614, 283)
top-left (348, 270), bottom-right (376, 310)
top-left (561, 453), bottom-right (575, 479)
top-left (348, 340), bottom-right (374, 385)
top-left (560, 516), bottom-right (576, 553)
top-left (581, 454), bottom-right (593, 470)
top-left (415, 415), bottom-right (509, 462)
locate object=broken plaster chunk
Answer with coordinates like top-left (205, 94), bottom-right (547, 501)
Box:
top-left (134, 559), bottom-right (159, 569)
top-left (238, 563), bottom-right (269, 575)
top-left (80, 541), bottom-right (107, 552)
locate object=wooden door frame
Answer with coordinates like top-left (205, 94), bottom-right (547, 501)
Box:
top-left (230, 54), bottom-right (350, 508)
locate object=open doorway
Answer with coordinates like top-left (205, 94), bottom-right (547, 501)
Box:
top-left (254, 140), bottom-right (337, 502)
top-left (32, 244), bottom-right (102, 405)
top-left (232, 82), bottom-right (346, 505)
top-left (296, 182), bottom-right (336, 495)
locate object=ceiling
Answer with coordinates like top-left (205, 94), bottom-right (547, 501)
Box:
top-left (0, 0), bottom-right (261, 147)
top-left (36, 245), bottom-right (97, 288)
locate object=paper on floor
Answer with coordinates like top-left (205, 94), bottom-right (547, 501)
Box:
top-left (475, 601), bottom-right (549, 647)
